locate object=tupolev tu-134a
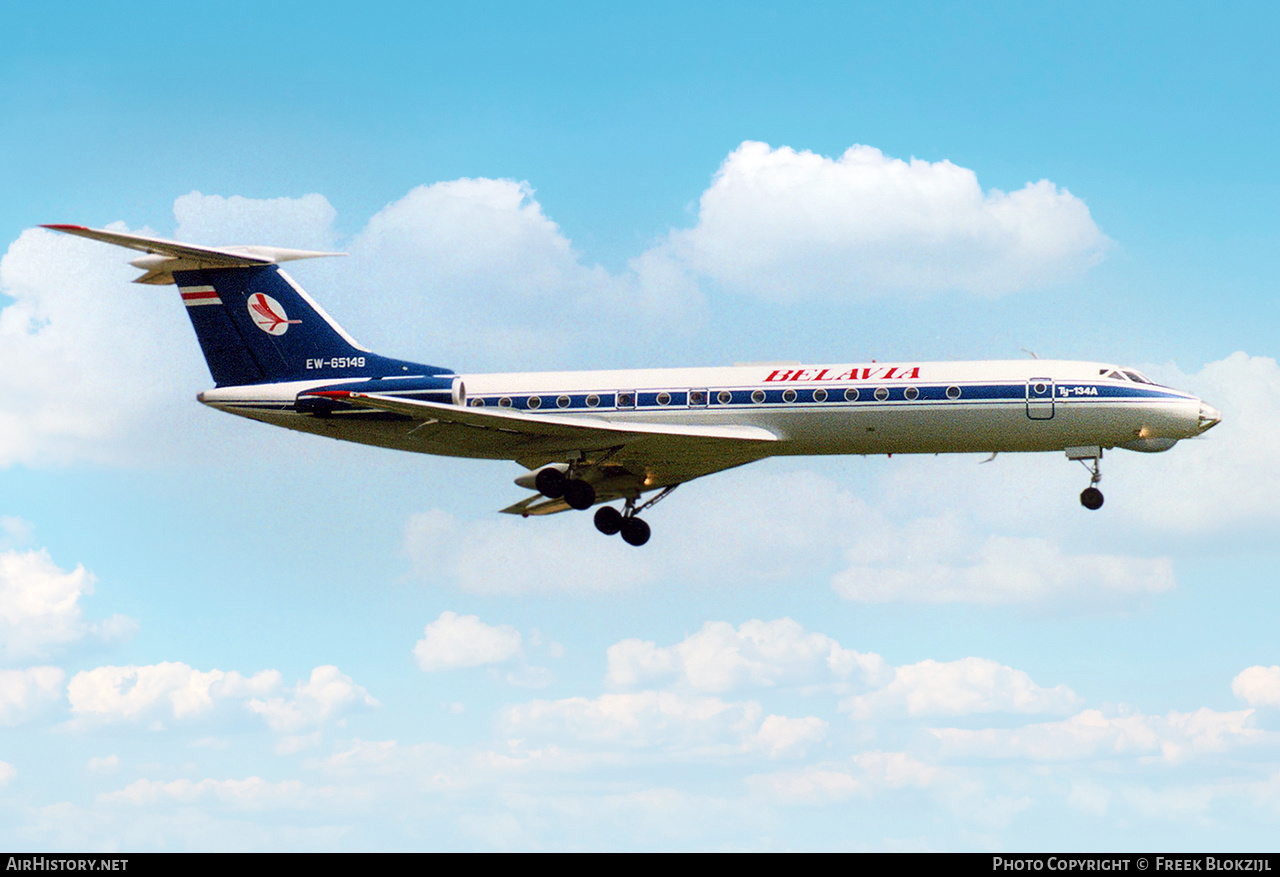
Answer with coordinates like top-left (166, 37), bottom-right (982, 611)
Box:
top-left (46, 224), bottom-right (1222, 547)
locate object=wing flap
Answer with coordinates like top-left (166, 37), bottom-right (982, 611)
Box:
top-left (308, 391), bottom-right (779, 445)
top-left (500, 488), bottom-right (631, 516)
top-left (303, 392), bottom-right (777, 516)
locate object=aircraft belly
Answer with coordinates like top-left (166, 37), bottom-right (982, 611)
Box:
top-left (761, 399), bottom-right (1198, 456)
top-left (215, 395), bottom-right (1200, 463)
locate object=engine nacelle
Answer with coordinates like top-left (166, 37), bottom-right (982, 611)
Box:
top-left (515, 463), bottom-right (569, 490)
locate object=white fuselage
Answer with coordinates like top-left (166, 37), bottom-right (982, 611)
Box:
top-left (199, 358), bottom-right (1216, 466)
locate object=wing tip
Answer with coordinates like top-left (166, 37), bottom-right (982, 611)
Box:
top-left (41, 224), bottom-right (88, 231)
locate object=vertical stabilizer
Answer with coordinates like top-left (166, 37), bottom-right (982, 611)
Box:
top-left (43, 224), bottom-right (452, 386)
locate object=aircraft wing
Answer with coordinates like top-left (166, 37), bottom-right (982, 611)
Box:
top-left (307, 391), bottom-right (778, 512)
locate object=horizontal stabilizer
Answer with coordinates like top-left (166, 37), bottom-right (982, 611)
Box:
top-left (42, 224), bottom-right (345, 285)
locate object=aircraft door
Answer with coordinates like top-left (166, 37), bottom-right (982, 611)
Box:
top-left (1026, 378), bottom-right (1055, 420)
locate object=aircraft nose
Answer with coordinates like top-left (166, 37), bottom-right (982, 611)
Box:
top-left (1197, 402), bottom-right (1222, 434)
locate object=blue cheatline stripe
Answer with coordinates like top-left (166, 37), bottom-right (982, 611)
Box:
top-left (442, 383), bottom-right (1189, 413)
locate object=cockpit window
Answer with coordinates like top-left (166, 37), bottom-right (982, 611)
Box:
top-left (1123, 370), bottom-right (1154, 384)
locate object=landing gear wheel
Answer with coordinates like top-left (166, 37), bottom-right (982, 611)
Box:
top-left (563, 479), bottom-right (596, 510)
top-left (535, 467), bottom-right (566, 499)
top-left (620, 516), bottom-right (651, 547)
top-left (594, 506), bottom-right (623, 535)
top-left (1080, 487), bottom-right (1104, 510)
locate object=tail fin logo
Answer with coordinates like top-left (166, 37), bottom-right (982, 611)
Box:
top-left (247, 293), bottom-right (302, 336)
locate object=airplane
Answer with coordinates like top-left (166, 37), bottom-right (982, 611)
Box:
top-left (45, 223), bottom-right (1223, 547)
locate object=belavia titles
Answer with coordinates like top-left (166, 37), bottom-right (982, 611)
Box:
top-left (46, 224), bottom-right (1222, 547)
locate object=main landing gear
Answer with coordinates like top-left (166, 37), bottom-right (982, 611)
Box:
top-left (603, 488), bottom-right (677, 546)
top-left (533, 463), bottom-right (677, 547)
top-left (593, 505), bottom-right (650, 546)
top-left (593, 488), bottom-right (679, 547)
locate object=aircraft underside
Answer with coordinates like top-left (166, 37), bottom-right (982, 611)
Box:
top-left (208, 391), bottom-right (1209, 544)
top-left (215, 396), bottom-right (1200, 462)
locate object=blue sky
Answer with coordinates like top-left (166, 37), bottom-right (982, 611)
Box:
top-left (2, 1), bottom-right (1280, 851)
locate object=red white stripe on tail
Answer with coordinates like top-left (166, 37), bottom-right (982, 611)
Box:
top-left (179, 285), bottom-right (222, 307)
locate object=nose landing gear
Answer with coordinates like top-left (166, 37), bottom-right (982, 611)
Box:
top-left (1080, 484), bottom-right (1104, 510)
top-left (1070, 448), bottom-right (1104, 510)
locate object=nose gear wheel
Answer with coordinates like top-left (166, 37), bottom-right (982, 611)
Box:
top-left (1078, 457), bottom-right (1104, 510)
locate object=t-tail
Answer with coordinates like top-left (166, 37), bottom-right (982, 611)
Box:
top-left (42, 224), bottom-right (451, 387)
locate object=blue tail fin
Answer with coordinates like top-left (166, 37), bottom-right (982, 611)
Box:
top-left (172, 265), bottom-right (448, 386)
top-left (40, 224), bottom-right (451, 387)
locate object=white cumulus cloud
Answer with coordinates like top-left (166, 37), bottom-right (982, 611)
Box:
top-left (502, 690), bottom-right (822, 758)
top-left (172, 192), bottom-right (339, 251)
top-left (413, 611), bottom-right (524, 672)
top-left (0, 516), bottom-right (34, 547)
top-left (67, 662), bottom-right (279, 724)
top-left (747, 750), bottom-right (943, 806)
top-left (831, 513), bottom-right (1175, 611)
top-left (755, 714), bottom-right (828, 759)
top-left (340, 179), bottom-right (698, 371)
top-left (0, 666), bottom-right (65, 725)
top-left (1233, 665), bottom-right (1280, 708)
top-left (245, 665), bottom-right (379, 734)
top-left (66, 662), bottom-right (375, 733)
top-left (403, 508), bottom-right (655, 594)
top-left (0, 548), bottom-right (136, 664)
top-left (842, 657), bottom-right (1081, 719)
top-left (1125, 353), bottom-right (1280, 533)
top-left (661, 141), bottom-right (1108, 302)
top-left (606, 617), bottom-right (888, 693)
top-left (0, 226), bottom-right (202, 467)
top-left (98, 776), bottom-right (339, 811)
top-left (503, 691), bottom-right (760, 750)
top-left (931, 707), bottom-right (1262, 763)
